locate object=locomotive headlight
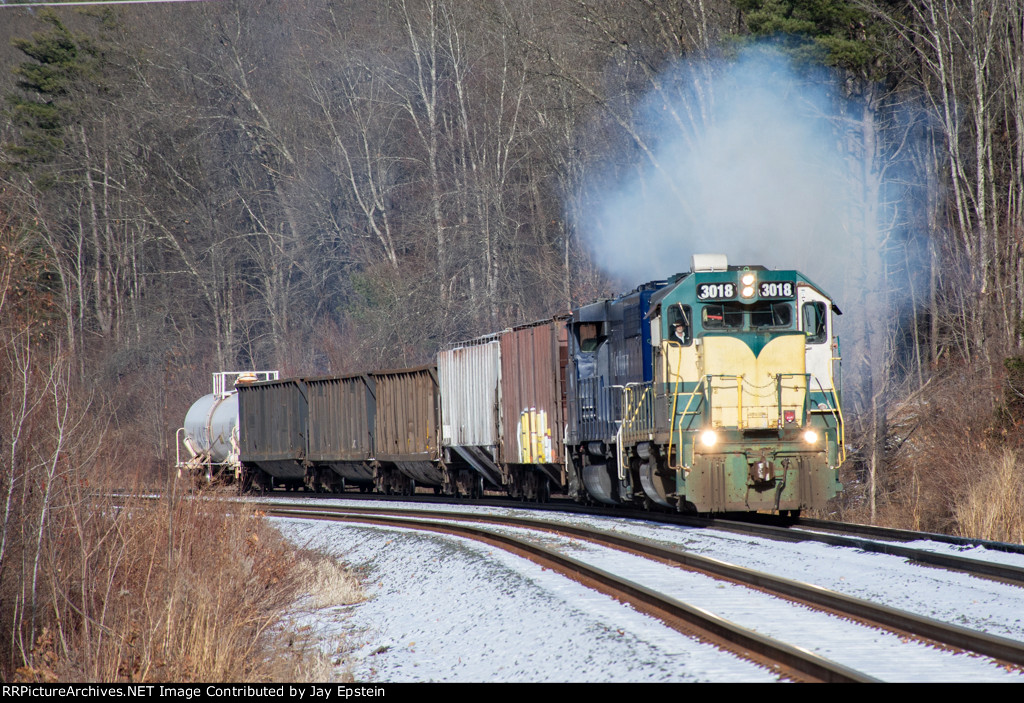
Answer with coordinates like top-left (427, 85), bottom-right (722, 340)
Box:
top-left (741, 273), bottom-right (756, 298)
top-left (803, 429), bottom-right (819, 444)
top-left (700, 429), bottom-right (718, 447)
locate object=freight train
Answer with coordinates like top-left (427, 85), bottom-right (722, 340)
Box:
top-left (177, 254), bottom-right (845, 514)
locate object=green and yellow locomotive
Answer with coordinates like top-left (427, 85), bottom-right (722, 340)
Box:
top-left (566, 254), bottom-right (844, 514)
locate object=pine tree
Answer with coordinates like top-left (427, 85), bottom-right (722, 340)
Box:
top-left (4, 10), bottom-right (100, 177)
top-left (733, 0), bottom-right (889, 78)
top-left (733, 0), bottom-right (907, 523)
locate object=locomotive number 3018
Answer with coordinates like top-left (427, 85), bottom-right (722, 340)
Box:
top-left (696, 283), bottom-right (736, 300)
top-left (758, 281), bottom-right (794, 298)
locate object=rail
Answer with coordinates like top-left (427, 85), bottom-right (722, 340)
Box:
top-left (264, 502), bottom-right (879, 682)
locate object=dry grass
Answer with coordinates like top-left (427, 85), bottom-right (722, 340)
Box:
top-left (5, 487), bottom-right (366, 683)
top-left (294, 552), bottom-right (367, 611)
top-left (952, 450), bottom-right (1024, 543)
top-left (265, 550), bottom-right (368, 683)
top-left (832, 363), bottom-right (1024, 544)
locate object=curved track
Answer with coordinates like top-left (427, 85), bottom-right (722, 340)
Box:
top-left (263, 499), bottom-right (1024, 681)
top-left (254, 488), bottom-right (1024, 587)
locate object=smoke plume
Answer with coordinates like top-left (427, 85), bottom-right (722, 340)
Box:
top-left (576, 47), bottom-right (865, 304)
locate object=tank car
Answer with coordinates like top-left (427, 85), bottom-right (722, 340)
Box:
top-left (565, 254), bottom-right (844, 513)
top-left (177, 371), bottom-right (279, 483)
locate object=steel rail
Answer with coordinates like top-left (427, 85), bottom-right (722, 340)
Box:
top-left (261, 490), bottom-right (1024, 566)
top-left (265, 504), bottom-right (877, 683)
top-left (265, 502), bottom-right (1024, 672)
top-left (793, 517), bottom-right (1024, 556)
top-left (198, 485), bottom-right (1024, 589)
top-left (699, 516), bottom-right (1024, 587)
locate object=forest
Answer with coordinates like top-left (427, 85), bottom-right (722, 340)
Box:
top-left (1, 0), bottom-right (1023, 680)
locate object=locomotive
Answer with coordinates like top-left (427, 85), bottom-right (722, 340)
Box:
top-left (177, 254), bottom-right (844, 514)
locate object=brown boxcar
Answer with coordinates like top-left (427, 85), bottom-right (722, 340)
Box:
top-left (305, 374), bottom-right (376, 489)
top-left (237, 377), bottom-right (307, 485)
top-left (499, 316), bottom-right (570, 494)
top-left (371, 365), bottom-right (445, 490)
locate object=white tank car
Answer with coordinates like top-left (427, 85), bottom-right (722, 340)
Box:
top-left (177, 371), bottom-right (279, 482)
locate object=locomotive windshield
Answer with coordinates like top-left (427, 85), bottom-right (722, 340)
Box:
top-left (702, 301), bottom-right (793, 331)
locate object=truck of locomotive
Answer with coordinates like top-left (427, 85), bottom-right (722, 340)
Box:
top-left (179, 255), bottom-right (844, 514)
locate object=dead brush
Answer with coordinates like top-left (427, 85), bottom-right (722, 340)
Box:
top-left (10, 488), bottom-right (324, 682)
top-left (832, 362), bottom-right (1024, 544)
top-left (293, 551), bottom-right (366, 611)
top-left (263, 550), bottom-right (367, 683)
top-left (108, 494), bottom-right (310, 682)
top-left (952, 450), bottom-right (1024, 543)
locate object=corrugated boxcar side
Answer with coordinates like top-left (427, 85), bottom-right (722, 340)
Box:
top-left (372, 366), bottom-right (440, 461)
top-left (438, 338), bottom-right (500, 448)
top-left (500, 319), bottom-right (568, 464)
top-left (237, 379), bottom-right (307, 476)
top-left (306, 375), bottom-right (375, 462)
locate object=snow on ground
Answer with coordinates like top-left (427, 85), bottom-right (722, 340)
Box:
top-left (474, 522), bottom-right (1024, 682)
top-left (270, 497), bottom-right (1024, 644)
top-left (275, 508), bottom-right (1024, 683)
top-left (276, 518), bottom-right (777, 683)
top-left (527, 511), bottom-right (1024, 643)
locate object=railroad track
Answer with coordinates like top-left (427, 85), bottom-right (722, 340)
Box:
top-left (256, 490), bottom-right (1024, 588)
top-left (262, 500), bottom-right (1024, 682)
top-left (697, 515), bottom-right (1024, 587)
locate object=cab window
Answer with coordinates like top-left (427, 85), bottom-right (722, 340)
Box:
top-left (802, 301), bottom-right (827, 344)
top-left (667, 305), bottom-right (692, 345)
top-left (702, 303), bottom-right (744, 330)
top-left (576, 322), bottom-right (606, 352)
top-left (702, 301), bottom-right (794, 331)
top-left (750, 302), bottom-right (793, 329)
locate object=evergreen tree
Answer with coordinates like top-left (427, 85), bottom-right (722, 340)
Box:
top-left (732, 0), bottom-right (915, 523)
top-left (733, 0), bottom-right (889, 78)
top-left (4, 10), bottom-right (101, 177)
